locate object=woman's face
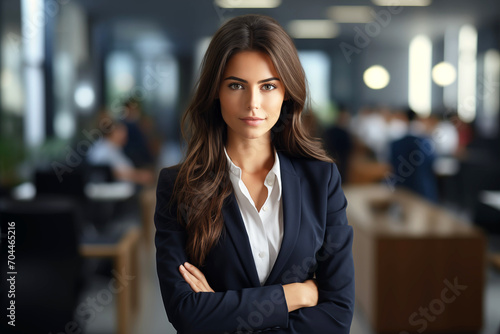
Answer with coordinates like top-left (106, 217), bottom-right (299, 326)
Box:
top-left (218, 51), bottom-right (286, 142)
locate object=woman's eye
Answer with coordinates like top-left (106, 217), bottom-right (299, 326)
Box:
top-left (228, 83), bottom-right (244, 90)
top-left (262, 84), bottom-right (277, 91)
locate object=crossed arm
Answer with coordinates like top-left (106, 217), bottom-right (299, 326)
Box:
top-left (179, 261), bottom-right (319, 312)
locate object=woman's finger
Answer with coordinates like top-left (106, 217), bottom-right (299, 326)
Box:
top-left (184, 262), bottom-right (214, 292)
top-left (183, 262), bottom-right (205, 280)
top-left (180, 264), bottom-right (211, 292)
top-left (179, 265), bottom-right (202, 292)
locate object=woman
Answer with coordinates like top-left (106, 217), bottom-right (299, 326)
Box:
top-left (154, 14), bottom-right (354, 334)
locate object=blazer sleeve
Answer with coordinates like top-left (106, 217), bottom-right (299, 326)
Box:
top-left (267, 162), bottom-right (355, 333)
top-left (154, 168), bottom-right (289, 334)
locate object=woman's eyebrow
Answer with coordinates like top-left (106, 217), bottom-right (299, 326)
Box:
top-left (223, 76), bottom-right (280, 83)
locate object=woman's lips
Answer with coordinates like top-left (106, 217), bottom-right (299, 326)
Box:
top-left (240, 118), bottom-right (264, 126)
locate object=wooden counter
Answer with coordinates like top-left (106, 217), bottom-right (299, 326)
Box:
top-left (344, 184), bottom-right (486, 334)
top-left (80, 226), bottom-right (141, 334)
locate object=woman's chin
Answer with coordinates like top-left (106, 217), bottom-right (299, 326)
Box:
top-left (239, 130), bottom-right (270, 140)
top-left (229, 127), bottom-right (270, 141)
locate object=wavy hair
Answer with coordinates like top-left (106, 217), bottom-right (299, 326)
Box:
top-left (171, 14), bottom-right (333, 266)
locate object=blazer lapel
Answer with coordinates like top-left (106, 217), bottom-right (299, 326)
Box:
top-left (222, 193), bottom-right (261, 287)
top-left (265, 151), bottom-right (301, 285)
top-left (221, 151), bottom-right (302, 287)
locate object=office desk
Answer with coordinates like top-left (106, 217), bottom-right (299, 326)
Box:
top-left (480, 190), bottom-right (500, 212)
top-left (11, 181), bottom-right (135, 201)
top-left (80, 226), bottom-right (140, 334)
top-left (344, 185), bottom-right (486, 334)
top-left (84, 182), bottom-right (135, 201)
top-left (139, 186), bottom-right (156, 247)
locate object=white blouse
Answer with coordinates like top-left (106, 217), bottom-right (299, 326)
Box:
top-left (223, 146), bottom-right (284, 286)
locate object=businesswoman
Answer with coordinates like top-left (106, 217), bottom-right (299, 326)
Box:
top-left (154, 14), bottom-right (354, 333)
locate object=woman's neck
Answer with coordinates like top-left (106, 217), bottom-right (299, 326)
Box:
top-left (225, 136), bottom-right (274, 174)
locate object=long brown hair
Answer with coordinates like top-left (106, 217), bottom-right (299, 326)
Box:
top-left (171, 14), bottom-right (333, 266)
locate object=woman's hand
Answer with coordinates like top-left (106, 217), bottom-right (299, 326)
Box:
top-left (302, 279), bottom-right (319, 307)
top-left (179, 262), bottom-right (215, 293)
top-left (282, 279), bottom-right (318, 312)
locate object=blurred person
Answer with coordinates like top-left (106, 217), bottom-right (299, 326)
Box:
top-left (449, 112), bottom-right (474, 158)
top-left (389, 108), bottom-right (439, 202)
top-left (387, 108), bottom-right (410, 141)
top-left (431, 113), bottom-right (459, 157)
top-left (87, 119), bottom-right (154, 186)
top-left (121, 97), bottom-right (158, 168)
top-left (351, 106), bottom-right (390, 161)
top-left (346, 136), bottom-right (391, 184)
top-left (154, 14), bottom-right (354, 334)
top-left (426, 113), bottom-right (460, 161)
top-left (323, 106), bottom-right (354, 182)
top-left (423, 113), bottom-right (462, 204)
top-left (340, 105), bottom-right (391, 184)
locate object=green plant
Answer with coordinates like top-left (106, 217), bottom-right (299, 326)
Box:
top-left (0, 137), bottom-right (25, 187)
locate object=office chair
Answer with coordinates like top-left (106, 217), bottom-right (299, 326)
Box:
top-left (0, 197), bottom-right (85, 334)
top-left (34, 168), bottom-right (87, 198)
top-left (85, 163), bottom-right (115, 183)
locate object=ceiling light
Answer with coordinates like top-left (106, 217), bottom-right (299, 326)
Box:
top-left (327, 6), bottom-right (373, 23)
top-left (214, 0), bottom-right (281, 8)
top-left (432, 62), bottom-right (456, 87)
top-left (288, 20), bottom-right (339, 39)
top-left (482, 49), bottom-right (500, 136)
top-left (74, 83), bottom-right (95, 110)
top-left (371, 0), bottom-right (432, 6)
top-left (457, 25), bottom-right (477, 122)
top-left (363, 65), bottom-right (390, 90)
top-left (409, 35), bottom-right (432, 116)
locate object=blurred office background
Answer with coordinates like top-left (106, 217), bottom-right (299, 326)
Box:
top-left (1, 0), bottom-right (500, 333)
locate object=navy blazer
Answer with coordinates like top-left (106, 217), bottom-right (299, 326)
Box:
top-left (154, 150), bottom-right (355, 333)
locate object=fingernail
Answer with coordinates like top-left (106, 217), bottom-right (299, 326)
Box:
top-left (180, 264), bottom-right (185, 270)
top-left (184, 262), bottom-right (191, 267)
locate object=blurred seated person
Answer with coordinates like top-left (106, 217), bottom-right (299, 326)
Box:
top-left (122, 98), bottom-right (158, 168)
top-left (449, 111), bottom-right (474, 159)
top-left (333, 105), bottom-right (391, 184)
top-left (347, 136), bottom-right (391, 184)
top-left (351, 106), bottom-right (392, 161)
top-left (323, 106), bottom-right (354, 182)
top-left (87, 120), bottom-right (154, 186)
top-left (389, 108), bottom-right (438, 203)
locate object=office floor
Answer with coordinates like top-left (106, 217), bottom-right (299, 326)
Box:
top-left (78, 237), bottom-right (500, 334)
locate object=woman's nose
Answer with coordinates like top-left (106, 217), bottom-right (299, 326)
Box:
top-left (246, 88), bottom-right (261, 110)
